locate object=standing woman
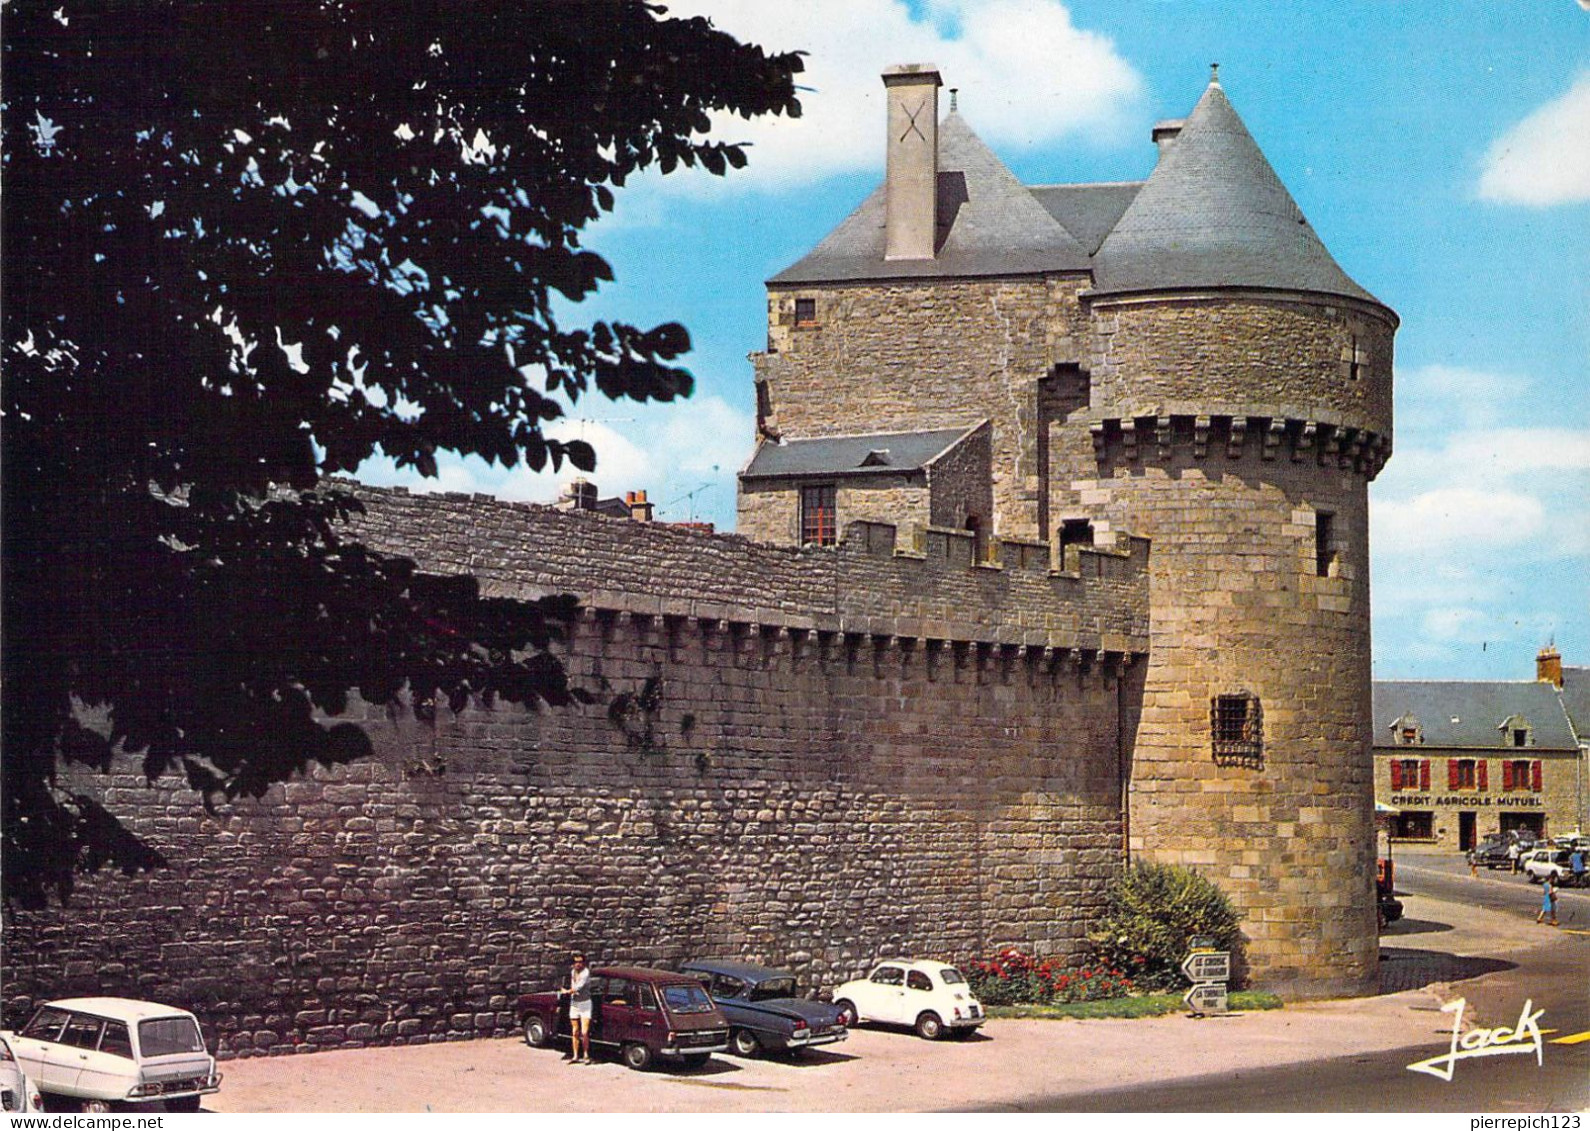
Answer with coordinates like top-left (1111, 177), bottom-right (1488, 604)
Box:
top-left (560, 954), bottom-right (593, 1063)
top-left (1536, 875), bottom-right (1559, 927)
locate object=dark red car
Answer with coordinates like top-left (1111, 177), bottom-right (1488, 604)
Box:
top-left (517, 966), bottom-right (729, 1071)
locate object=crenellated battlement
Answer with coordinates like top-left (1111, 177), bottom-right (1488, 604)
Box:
top-left (338, 482), bottom-right (1149, 659)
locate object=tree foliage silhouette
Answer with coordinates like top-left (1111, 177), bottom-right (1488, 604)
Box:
top-left (1, 1), bottom-right (802, 906)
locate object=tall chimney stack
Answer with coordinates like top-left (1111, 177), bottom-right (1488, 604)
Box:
top-left (882, 64), bottom-right (942, 261)
top-left (1537, 643), bottom-right (1563, 688)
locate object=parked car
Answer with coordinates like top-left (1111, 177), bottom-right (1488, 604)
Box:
top-left (679, 960), bottom-right (848, 1058)
top-left (1522, 848), bottom-right (1574, 884)
top-left (3, 998), bottom-right (220, 1112)
top-left (830, 959), bottom-right (984, 1040)
top-left (1467, 838), bottom-right (1510, 870)
top-left (518, 966), bottom-right (729, 1071)
top-left (0, 1035), bottom-right (43, 1113)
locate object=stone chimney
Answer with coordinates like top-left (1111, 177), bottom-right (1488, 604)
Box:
top-left (557, 478), bottom-right (598, 511)
top-left (883, 64), bottom-right (941, 261)
top-left (1537, 644), bottom-right (1564, 688)
top-left (1152, 119), bottom-right (1185, 160)
top-left (625, 490), bottom-right (654, 523)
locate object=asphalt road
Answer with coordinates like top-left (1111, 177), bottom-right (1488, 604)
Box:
top-left (1015, 854), bottom-right (1590, 1113)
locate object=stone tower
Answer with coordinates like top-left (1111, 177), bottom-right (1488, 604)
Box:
top-left (744, 69), bottom-right (1395, 996)
top-left (1053, 76), bottom-right (1396, 996)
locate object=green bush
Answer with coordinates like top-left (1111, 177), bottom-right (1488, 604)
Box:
top-left (1087, 862), bottom-right (1243, 991)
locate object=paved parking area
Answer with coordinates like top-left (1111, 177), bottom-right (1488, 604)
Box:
top-left (204, 876), bottom-right (1567, 1112)
top-left (208, 989), bottom-right (1463, 1113)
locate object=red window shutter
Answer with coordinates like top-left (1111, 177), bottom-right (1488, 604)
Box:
top-left (1502, 761), bottom-right (1514, 791)
top-left (1532, 761), bottom-right (1543, 792)
top-left (1390, 761), bottom-right (1403, 790)
top-left (1420, 760), bottom-right (1430, 791)
top-left (1447, 759), bottom-right (1458, 789)
top-left (1477, 761), bottom-right (1488, 791)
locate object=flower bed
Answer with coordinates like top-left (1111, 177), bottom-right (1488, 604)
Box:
top-left (965, 947), bottom-right (1138, 1005)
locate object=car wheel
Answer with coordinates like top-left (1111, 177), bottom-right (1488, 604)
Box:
top-left (731, 1028), bottom-right (762, 1058)
top-left (915, 1012), bottom-right (944, 1040)
top-left (524, 1016), bottom-right (551, 1048)
top-left (621, 1042), bottom-right (652, 1071)
top-left (681, 1053), bottom-right (711, 1069)
top-left (834, 999), bottom-right (858, 1028)
top-left (166, 1096), bottom-right (202, 1113)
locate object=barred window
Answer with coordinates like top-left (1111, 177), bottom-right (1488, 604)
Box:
top-left (800, 484), bottom-right (837, 546)
top-left (1211, 692), bottom-right (1262, 766)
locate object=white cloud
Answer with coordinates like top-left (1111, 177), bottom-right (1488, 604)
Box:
top-left (1372, 487), bottom-right (1545, 555)
top-left (1478, 69), bottom-right (1590, 206)
top-left (646, 0), bottom-right (1143, 195)
top-left (352, 395), bottom-right (755, 526)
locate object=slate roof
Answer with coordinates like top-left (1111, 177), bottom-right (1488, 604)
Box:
top-left (1559, 667), bottom-right (1590, 745)
top-left (770, 79), bottom-right (1385, 312)
top-left (769, 113), bottom-right (1089, 284)
top-left (1091, 82), bottom-right (1381, 305)
top-left (740, 425), bottom-right (977, 481)
top-left (1372, 681), bottom-right (1579, 751)
top-left (1029, 182), bottom-right (1143, 255)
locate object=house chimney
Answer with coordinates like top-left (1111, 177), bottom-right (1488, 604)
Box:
top-left (1537, 643), bottom-right (1563, 688)
top-left (626, 490), bottom-right (653, 523)
top-left (557, 478), bottom-right (598, 511)
top-left (882, 63), bottom-right (941, 261)
top-left (1152, 119), bottom-right (1184, 159)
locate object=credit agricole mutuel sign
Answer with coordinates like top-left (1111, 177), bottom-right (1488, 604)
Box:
top-left (1388, 794), bottom-right (1544, 808)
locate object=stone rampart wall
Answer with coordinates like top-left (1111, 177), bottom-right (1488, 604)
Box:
top-left (2, 488), bottom-right (1148, 1055)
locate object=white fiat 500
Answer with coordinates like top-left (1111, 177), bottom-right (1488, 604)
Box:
top-left (830, 959), bottom-right (984, 1040)
top-left (3, 998), bottom-right (220, 1112)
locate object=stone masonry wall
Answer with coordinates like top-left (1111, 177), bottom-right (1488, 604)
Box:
top-left (1376, 748), bottom-right (1581, 851)
top-left (759, 277), bottom-right (1091, 543)
top-left (1, 488), bottom-right (1148, 1056)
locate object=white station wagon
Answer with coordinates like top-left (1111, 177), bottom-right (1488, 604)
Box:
top-left (830, 959), bottom-right (985, 1040)
top-left (3, 997), bottom-right (220, 1112)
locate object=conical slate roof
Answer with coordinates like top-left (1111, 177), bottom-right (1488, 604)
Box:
top-left (769, 113), bottom-right (1090, 284)
top-left (1091, 82), bottom-right (1380, 304)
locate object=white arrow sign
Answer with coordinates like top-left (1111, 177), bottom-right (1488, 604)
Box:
top-left (1181, 951), bottom-right (1231, 983)
top-left (1184, 982), bottom-right (1229, 1015)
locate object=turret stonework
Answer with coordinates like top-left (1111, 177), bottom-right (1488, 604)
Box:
top-left (747, 69), bottom-right (1396, 996)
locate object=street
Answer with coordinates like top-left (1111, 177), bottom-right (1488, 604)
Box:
top-left (1037, 854), bottom-right (1590, 1112)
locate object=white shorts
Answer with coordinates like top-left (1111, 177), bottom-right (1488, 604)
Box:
top-left (570, 999), bottom-right (592, 1021)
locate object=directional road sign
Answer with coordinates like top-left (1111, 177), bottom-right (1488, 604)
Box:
top-left (1184, 982), bottom-right (1229, 1015)
top-left (1181, 951), bottom-right (1231, 983)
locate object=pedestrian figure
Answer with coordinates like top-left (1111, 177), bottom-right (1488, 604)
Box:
top-left (1536, 875), bottom-right (1558, 926)
top-left (1571, 848), bottom-right (1586, 890)
top-left (559, 953), bottom-right (593, 1063)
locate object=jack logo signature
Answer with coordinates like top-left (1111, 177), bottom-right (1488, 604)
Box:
top-left (1407, 997), bottom-right (1544, 1082)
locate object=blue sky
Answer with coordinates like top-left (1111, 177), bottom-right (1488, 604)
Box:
top-left (358, 1), bottom-right (1589, 684)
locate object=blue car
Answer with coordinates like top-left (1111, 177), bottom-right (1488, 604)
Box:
top-left (680, 960), bottom-right (849, 1058)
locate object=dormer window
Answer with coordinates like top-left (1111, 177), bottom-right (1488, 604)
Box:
top-left (1499, 715), bottom-right (1532, 748)
top-left (1392, 715), bottom-right (1423, 746)
top-left (860, 449), bottom-right (891, 467)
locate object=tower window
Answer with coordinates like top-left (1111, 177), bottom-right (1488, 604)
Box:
top-left (794, 297), bottom-right (817, 325)
top-left (800, 484), bottom-right (837, 546)
top-left (1315, 511), bottom-right (1337, 577)
top-left (1211, 692), bottom-right (1263, 766)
